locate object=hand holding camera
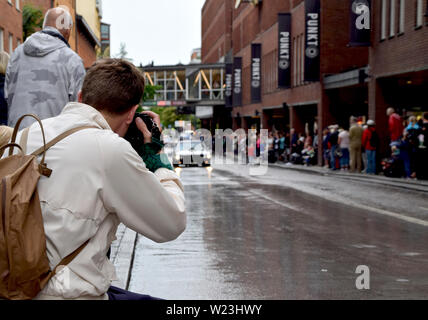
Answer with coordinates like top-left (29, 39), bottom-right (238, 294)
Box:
top-left (124, 111), bottom-right (164, 155)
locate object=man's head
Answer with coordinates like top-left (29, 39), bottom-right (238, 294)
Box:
top-left (80, 59), bottom-right (145, 136)
top-left (386, 107), bottom-right (395, 116)
top-left (423, 112), bottom-right (428, 123)
top-left (43, 6), bottom-right (73, 41)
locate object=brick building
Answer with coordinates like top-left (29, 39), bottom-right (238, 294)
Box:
top-left (0, 0), bottom-right (23, 54)
top-left (202, 0), bottom-right (369, 164)
top-left (368, 0), bottom-right (428, 154)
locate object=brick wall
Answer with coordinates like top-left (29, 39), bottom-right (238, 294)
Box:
top-left (0, 0), bottom-right (23, 53)
top-left (202, 0), bottom-right (232, 63)
top-left (77, 28), bottom-right (96, 69)
top-left (370, 0), bottom-right (428, 77)
top-left (321, 0), bottom-right (368, 74)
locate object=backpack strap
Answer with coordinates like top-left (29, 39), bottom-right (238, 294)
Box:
top-left (40, 239), bottom-right (91, 289)
top-left (10, 115), bottom-right (48, 167)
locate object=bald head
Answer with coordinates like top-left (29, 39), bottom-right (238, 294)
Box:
top-left (386, 107), bottom-right (395, 116)
top-left (43, 7), bottom-right (73, 41)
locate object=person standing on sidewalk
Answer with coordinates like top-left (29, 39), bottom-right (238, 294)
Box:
top-left (328, 125), bottom-right (339, 171)
top-left (5, 7), bottom-right (86, 128)
top-left (387, 108), bottom-right (404, 143)
top-left (349, 117), bottom-right (364, 173)
top-left (362, 120), bottom-right (379, 175)
top-left (338, 128), bottom-right (350, 170)
top-left (416, 112), bottom-right (428, 180)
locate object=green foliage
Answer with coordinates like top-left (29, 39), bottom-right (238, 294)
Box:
top-left (23, 4), bottom-right (44, 40)
top-left (143, 85), bottom-right (162, 102)
top-left (149, 107), bottom-right (201, 130)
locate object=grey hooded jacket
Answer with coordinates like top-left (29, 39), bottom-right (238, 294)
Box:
top-left (5, 27), bottom-right (86, 128)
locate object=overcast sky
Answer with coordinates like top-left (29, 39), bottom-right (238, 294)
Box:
top-left (102, 0), bottom-right (205, 66)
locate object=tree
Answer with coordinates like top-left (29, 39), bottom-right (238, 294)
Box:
top-left (115, 42), bottom-right (133, 62)
top-left (23, 4), bottom-right (44, 41)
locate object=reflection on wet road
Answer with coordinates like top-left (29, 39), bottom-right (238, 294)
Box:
top-left (128, 167), bottom-right (428, 299)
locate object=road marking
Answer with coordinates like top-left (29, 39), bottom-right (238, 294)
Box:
top-left (246, 189), bottom-right (304, 212)
top-left (215, 165), bottom-right (428, 228)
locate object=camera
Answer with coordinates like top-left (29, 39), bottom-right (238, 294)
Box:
top-left (124, 113), bottom-right (162, 153)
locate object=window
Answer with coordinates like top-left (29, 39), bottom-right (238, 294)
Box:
top-left (381, 0), bottom-right (388, 39)
top-left (0, 29), bottom-right (4, 52)
top-left (390, 0), bottom-right (396, 37)
top-left (399, 0), bottom-right (406, 33)
top-left (9, 34), bottom-right (13, 54)
top-left (415, 0), bottom-right (423, 27)
top-left (293, 37), bottom-right (297, 87)
top-left (8, 0), bottom-right (12, 4)
top-left (16, 0), bottom-right (20, 11)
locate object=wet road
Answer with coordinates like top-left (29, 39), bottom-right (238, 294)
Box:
top-left (127, 166), bottom-right (428, 300)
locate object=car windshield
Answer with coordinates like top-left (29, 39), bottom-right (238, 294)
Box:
top-left (177, 141), bottom-right (205, 152)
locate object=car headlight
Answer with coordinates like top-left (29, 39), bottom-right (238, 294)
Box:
top-left (175, 154), bottom-right (180, 161)
top-left (206, 153), bottom-right (212, 160)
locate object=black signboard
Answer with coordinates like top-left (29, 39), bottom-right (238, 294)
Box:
top-left (225, 63), bottom-right (233, 108)
top-left (349, 0), bottom-right (371, 47)
top-left (278, 13), bottom-right (291, 88)
top-left (304, 0), bottom-right (321, 82)
top-left (251, 44), bottom-right (262, 103)
top-left (233, 57), bottom-right (242, 107)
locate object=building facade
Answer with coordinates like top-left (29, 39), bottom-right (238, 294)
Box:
top-left (0, 0), bottom-right (23, 54)
top-left (202, 0), bottom-right (369, 164)
top-left (368, 0), bottom-right (428, 154)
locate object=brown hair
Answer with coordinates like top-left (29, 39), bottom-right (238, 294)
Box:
top-left (81, 59), bottom-right (145, 114)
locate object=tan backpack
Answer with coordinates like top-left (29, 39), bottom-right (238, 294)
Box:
top-left (0, 114), bottom-right (95, 300)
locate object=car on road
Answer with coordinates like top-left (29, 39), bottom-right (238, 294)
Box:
top-left (173, 140), bottom-right (212, 167)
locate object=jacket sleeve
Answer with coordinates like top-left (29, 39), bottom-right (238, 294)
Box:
top-left (101, 137), bottom-right (186, 243)
top-left (4, 50), bottom-right (18, 101)
top-left (68, 56), bottom-right (86, 102)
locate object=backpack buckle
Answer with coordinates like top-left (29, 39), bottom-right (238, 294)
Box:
top-left (39, 164), bottom-right (53, 178)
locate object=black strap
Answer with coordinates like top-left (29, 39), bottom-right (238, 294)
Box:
top-left (41, 30), bottom-right (70, 48)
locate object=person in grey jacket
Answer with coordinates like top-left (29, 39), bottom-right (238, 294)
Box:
top-left (5, 7), bottom-right (85, 128)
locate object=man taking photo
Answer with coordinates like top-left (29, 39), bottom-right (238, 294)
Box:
top-left (9, 59), bottom-right (186, 300)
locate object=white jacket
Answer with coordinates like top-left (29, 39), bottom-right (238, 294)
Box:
top-left (11, 102), bottom-right (186, 300)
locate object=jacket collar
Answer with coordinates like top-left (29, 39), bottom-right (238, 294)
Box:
top-left (61, 102), bottom-right (112, 131)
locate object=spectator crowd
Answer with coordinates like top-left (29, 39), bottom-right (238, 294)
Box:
top-left (249, 108), bottom-right (428, 181)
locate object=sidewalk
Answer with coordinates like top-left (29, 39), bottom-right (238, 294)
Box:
top-left (269, 162), bottom-right (428, 193)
